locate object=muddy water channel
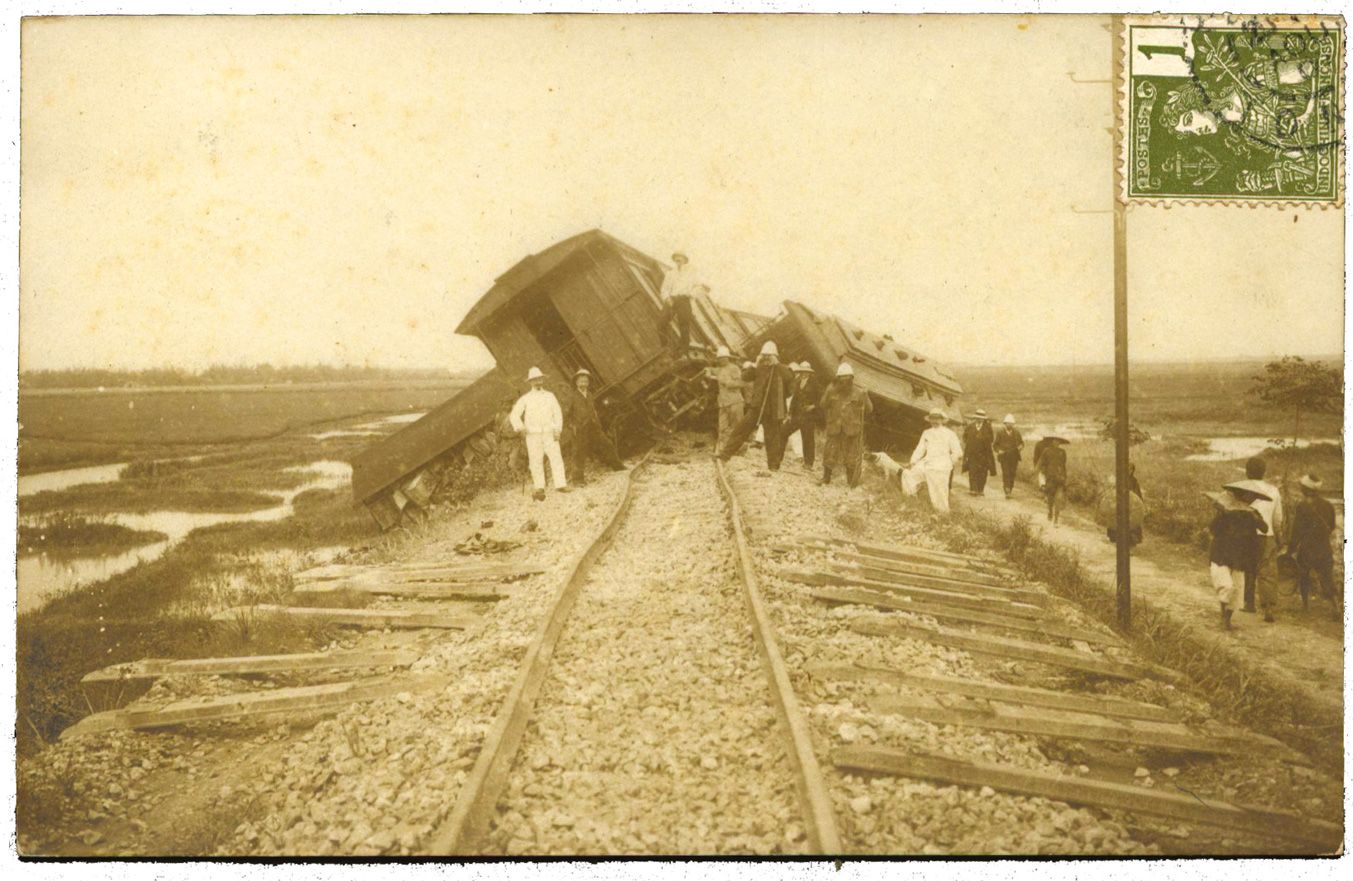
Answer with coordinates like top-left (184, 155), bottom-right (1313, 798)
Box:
top-left (17, 461), bottom-right (353, 614)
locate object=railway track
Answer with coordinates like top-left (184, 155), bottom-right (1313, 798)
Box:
top-left (53, 445), bottom-right (1343, 856)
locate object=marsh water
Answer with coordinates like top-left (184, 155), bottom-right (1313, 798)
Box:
top-left (17, 460), bottom-right (353, 614)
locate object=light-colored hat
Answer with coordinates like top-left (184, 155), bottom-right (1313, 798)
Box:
top-left (574, 368), bottom-right (591, 379)
top-left (1223, 480), bottom-right (1273, 502)
top-left (526, 366), bottom-right (544, 381)
top-left (836, 362), bottom-right (854, 378)
top-left (974, 409), bottom-right (989, 419)
top-left (1204, 490), bottom-right (1254, 511)
top-left (1003, 414), bottom-right (1016, 425)
top-left (759, 340), bottom-right (779, 357)
top-left (715, 345), bottom-right (731, 359)
top-left (672, 251), bottom-right (689, 263)
top-left (927, 408), bottom-right (946, 422)
top-left (1300, 474), bottom-right (1324, 490)
top-left (741, 361), bottom-right (754, 369)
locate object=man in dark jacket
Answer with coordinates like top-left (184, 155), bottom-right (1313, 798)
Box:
top-left (1208, 483), bottom-right (1267, 630)
top-left (819, 362), bottom-right (873, 487)
top-left (962, 410), bottom-right (997, 496)
top-left (1287, 473), bottom-right (1339, 616)
top-left (717, 341), bottom-right (794, 470)
top-left (774, 361), bottom-right (824, 469)
top-left (562, 369), bottom-right (620, 485)
top-left (993, 414), bottom-right (1024, 498)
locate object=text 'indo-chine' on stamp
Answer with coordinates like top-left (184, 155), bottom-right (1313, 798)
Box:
top-left (1121, 14), bottom-right (1344, 207)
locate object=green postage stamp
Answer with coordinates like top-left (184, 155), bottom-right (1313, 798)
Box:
top-left (1122, 15), bottom-right (1344, 205)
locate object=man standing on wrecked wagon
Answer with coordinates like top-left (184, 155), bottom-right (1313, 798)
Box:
top-left (717, 341), bottom-right (794, 471)
top-left (659, 251), bottom-right (703, 356)
top-left (510, 367), bottom-right (569, 501)
top-left (818, 362), bottom-right (872, 487)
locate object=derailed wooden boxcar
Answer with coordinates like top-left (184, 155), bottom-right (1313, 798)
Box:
top-left (351, 229), bottom-right (769, 527)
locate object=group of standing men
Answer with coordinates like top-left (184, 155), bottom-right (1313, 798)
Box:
top-left (507, 366), bottom-right (621, 501)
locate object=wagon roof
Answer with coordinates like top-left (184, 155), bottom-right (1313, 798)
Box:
top-left (454, 229), bottom-right (660, 336)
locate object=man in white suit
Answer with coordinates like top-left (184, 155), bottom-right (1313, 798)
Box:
top-left (904, 408), bottom-right (965, 513)
top-left (510, 366), bottom-right (569, 501)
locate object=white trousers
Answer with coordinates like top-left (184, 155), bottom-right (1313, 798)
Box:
top-left (903, 466), bottom-right (952, 513)
top-left (1210, 563), bottom-right (1243, 609)
top-left (525, 432), bottom-right (567, 490)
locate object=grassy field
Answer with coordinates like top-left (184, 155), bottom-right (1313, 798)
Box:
top-left (17, 379), bottom-right (469, 473)
top-left (18, 514), bottom-right (168, 556)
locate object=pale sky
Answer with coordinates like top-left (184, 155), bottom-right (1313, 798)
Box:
top-left (19, 14), bottom-right (1345, 372)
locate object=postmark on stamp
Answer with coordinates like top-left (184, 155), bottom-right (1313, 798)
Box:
top-left (1121, 15), bottom-right (1344, 205)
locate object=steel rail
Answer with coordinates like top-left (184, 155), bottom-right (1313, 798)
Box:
top-left (714, 459), bottom-right (843, 854)
top-left (424, 454), bottom-right (652, 855)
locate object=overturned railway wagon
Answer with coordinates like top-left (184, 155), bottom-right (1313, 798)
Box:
top-left (351, 229), bottom-right (962, 527)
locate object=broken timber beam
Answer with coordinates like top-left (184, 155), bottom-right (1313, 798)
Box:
top-left (778, 541), bottom-right (1014, 589)
top-left (850, 617), bottom-right (1148, 681)
top-left (805, 662), bottom-right (1178, 723)
top-left (212, 605), bottom-right (478, 630)
top-left (61, 674), bottom-right (449, 741)
top-left (868, 692), bottom-right (1266, 760)
top-left (296, 563), bottom-right (543, 584)
top-left (811, 588), bottom-right (1123, 648)
top-left (798, 534), bottom-right (1016, 575)
top-left (81, 649), bottom-right (421, 684)
top-left (831, 562), bottom-right (1049, 607)
top-left (292, 581), bottom-right (515, 601)
top-left (832, 746), bottom-right (1340, 851)
top-left (781, 569), bottom-right (1044, 619)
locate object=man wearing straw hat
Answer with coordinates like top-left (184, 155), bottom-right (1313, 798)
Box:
top-left (993, 414), bottom-right (1025, 499)
top-left (1286, 473), bottom-right (1340, 618)
top-left (818, 362), bottom-right (872, 487)
top-left (904, 408), bottom-right (965, 512)
top-left (777, 361), bottom-right (824, 470)
top-left (659, 251), bottom-right (704, 356)
top-left (509, 367), bottom-right (568, 501)
top-left (562, 368), bottom-right (619, 487)
top-left (706, 345), bottom-right (747, 452)
top-left (717, 340), bottom-right (794, 471)
top-left (1205, 481), bottom-right (1269, 631)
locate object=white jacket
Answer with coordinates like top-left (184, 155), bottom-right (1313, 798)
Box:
top-left (910, 426), bottom-right (964, 471)
top-left (510, 388), bottom-right (563, 435)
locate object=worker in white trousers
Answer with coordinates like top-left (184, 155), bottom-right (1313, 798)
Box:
top-left (510, 366), bottom-right (569, 501)
top-left (903, 407), bottom-right (965, 513)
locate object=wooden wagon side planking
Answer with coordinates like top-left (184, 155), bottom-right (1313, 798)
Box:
top-left (351, 229), bottom-right (963, 527)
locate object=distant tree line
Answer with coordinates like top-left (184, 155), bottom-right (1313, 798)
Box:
top-left (20, 363), bottom-right (479, 389)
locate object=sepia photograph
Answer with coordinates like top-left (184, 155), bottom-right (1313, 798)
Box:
top-left (6, 2), bottom-right (1348, 863)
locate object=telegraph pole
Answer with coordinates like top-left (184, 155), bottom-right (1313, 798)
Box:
top-left (1110, 15), bottom-right (1132, 631)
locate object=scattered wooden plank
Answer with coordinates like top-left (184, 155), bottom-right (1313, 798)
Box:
top-left (296, 562), bottom-right (543, 584)
top-left (781, 568), bottom-right (1045, 619)
top-left (81, 649), bottom-right (421, 684)
top-left (212, 605), bottom-right (479, 630)
top-left (293, 581), bottom-right (515, 601)
top-left (777, 541), bottom-right (1013, 589)
top-left (832, 746), bottom-right (1340, 851)
top-left (806, 662), bottom-right (1179, 723)
top-left (868, 692), bottom-right (1263, 759)
top-left (850, 617), bottom-right (1147, 681)
top-left (61, 674), bottom-right (449, 741)
top-left (799, 534), bottom-right (1016, 574)
top-left (832, 562), bottom-right (1049, 607)
top-left (811, 588), bottom-right (1123, 648)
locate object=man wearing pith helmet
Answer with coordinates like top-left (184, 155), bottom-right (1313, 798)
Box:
top-left (509, 366), bottom-right (568, 501)
top-left (819, 361), bottom-right (872, 487)
top-left (705, 344), bottom-right (747, 452)
top-left (717, 340), bottom-right (794, 471)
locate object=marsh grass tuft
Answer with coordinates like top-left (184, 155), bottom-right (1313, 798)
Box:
top-left (17, 512), bottom-right (167, 555)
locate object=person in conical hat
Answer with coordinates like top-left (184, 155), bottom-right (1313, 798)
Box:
top-left (906, 407), bottom-right (964, 512)
top-left (962, 408), bottom-right (997, 497)
top-left (993, 413), bottom-right (1024, 499)
top-left (717, 340), bottom-right (794, 471)
top-left (1205, 481), bottom-right (1266, 630)
top-left (1287, 473), bottom-right (1339, 617)
top-left (510, 366), bottom-right (568, 500)
top-left (818, 361), bottom-right (872, 487)
top-left (1034, 434), bottom-right (1070, 525)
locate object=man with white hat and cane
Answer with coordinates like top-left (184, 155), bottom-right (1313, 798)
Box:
top-left (717, 340), bottom-right (793, 471)
top-left (705, 345), bottom-right (747, 452)
top-left (819, 361), bottom-right (872, 487)
top-left (962, 409), bottom-right (998, 496)
top-left (509, 366), bottom-right (568, 501)
top-left (993, 414), bottom-right (1025, 499)
top-left (904, 408), bottom-right (965, 513)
